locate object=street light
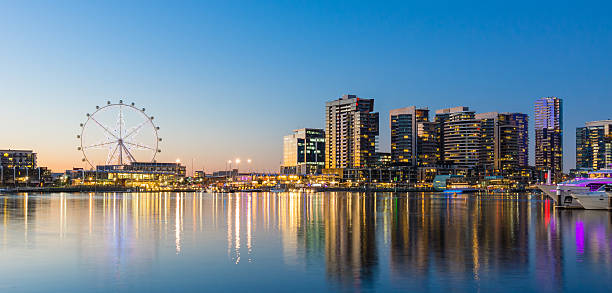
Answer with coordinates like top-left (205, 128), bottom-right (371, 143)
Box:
top-left (175, 159), bottom-right (181, 180)
top-left (235, 158), bottom-right (241, 172)
top-left (247, 158), bottom-right (252, 179)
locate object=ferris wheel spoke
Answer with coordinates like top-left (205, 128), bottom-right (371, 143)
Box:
top-left (124, 141), bottom-right (155, 150)
top-left (83, 140), bottom-right (118, 150)
top-left (119, 104), bottom-right (125, 138)
top-left (106, 143), bottom-right (120, 165)
top-left (90, 116), bottom-right (119, 139)
top-left (123, 119), bottom-right (149, 140)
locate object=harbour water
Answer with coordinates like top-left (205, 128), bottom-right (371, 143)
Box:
top-left (0, 192), bottom-right (611, 292)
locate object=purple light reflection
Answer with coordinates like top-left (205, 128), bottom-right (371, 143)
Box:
top-left (576, 221), bottom-right (585, 261)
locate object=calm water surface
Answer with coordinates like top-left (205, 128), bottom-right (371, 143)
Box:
top-left (0, 192), bottom-right (611, 292)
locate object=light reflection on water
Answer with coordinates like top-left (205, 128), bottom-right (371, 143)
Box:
top-left (0, 192), bottom-right (611, 292)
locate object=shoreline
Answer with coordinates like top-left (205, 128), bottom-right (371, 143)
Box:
top-left (1, 186), bottom-right (538, 194)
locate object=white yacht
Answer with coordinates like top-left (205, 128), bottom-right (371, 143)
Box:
top-left (571, 185), bottom-right (612, 210)
top-left (538, 183), bottom-right (585, 208)
top-left (537, 169), bottom-right (612, 208)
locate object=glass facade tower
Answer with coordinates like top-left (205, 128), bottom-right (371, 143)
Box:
top-left (534, 97), bottom-right (563, 181)
top-left (281, 128), bottom-right (325, 174)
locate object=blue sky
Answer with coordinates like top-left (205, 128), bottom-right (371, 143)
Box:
top-left (1, 0), bottom-right (611, 172)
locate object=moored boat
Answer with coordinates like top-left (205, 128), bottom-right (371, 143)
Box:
top-left (571, 185), bottom-right (612, 210)
top-left (537, 169), bottom-right (612, 208)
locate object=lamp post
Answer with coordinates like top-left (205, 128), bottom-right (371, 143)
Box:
top-left (235, 158), bottom-right (241, 173)
top-left (247, 159), bottom-right (252, 182)
top-left (176, 159), bottom-right (181, 183)
top-left (227, 160), bottom-right (233, 179)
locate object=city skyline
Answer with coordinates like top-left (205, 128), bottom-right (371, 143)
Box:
top-left (2, 1), bottom-right (612, 173)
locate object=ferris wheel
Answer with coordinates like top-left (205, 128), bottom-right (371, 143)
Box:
top-left (77, 100), bottom-right (162, 169)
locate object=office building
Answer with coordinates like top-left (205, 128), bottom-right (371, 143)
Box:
top-left (534, 97), bottom-right (563, 181)
top-left (281, 128), bottom-right (325, 174)
top-left (325, 95), bottom-right (379, 169)
top-left (576, 120), bottom-right (612, 170)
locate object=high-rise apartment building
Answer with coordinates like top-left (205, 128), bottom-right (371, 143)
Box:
top-left (415, 109), bottom-right (439, 166)
top-left (576, 120), bottom-right (612, 170)
top-left (281, 128), bottom-right (325, 174)
top-left (390, 106), bottom-right (438, 166)
top-left (475, 112), bottom-right (528, 173)
top-left (476, 112), bottom-right (499, 171)
top-left (390, 106), bottom-right (418, 165)
top-left (435, 107), bottom-right (480, 168)
top-left (325, 95), bottom-right (379, 169)
top-left (509, 113), bottom-right (529, 167)
top-left (534, 97), bottom-right (563, 181)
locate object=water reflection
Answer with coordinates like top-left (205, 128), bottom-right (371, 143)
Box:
top-left (0, 192), bottom-right (611, 292)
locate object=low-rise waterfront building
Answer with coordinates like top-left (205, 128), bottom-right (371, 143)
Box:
top-left (212, 169), bottom-right (238, 177)
top-left (1, 149), bottom-right (37, 168)
top-left (1, 166), bottom-right (52, 186)
top-left (335, 166), bottom-right (417, 187)
top-left (0, 149), bottom-right (53, 186)
top-left (66, 161), bottom-right (186, 190)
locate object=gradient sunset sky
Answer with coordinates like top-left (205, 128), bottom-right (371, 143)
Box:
top-left (2, 1), bottom-right (611, 173)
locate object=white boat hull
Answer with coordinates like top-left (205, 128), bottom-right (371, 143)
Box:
top-left (573, 192), bottom-right (612, 210)
top-left (537, 184), bottom-right (585, 208)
